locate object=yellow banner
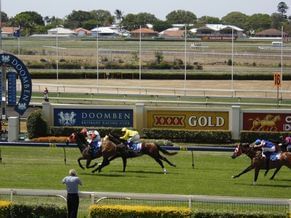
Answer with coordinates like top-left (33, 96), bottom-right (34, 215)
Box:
top-left (147, 110), bottom-right (229, 130)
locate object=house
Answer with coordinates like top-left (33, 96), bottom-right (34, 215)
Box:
top-left (159, 29), bottom-right (185, 39)
top-left (255, 28), bottom-right (288, 38)
top-left (130, 28), bottom-right (158, 38)
top-left (196, 24), bottom-right (244, 40)
top-left (1, 27), bottom-right (19, 38)
top-left (91, 27), bottom-right (119, 38)
top-left (74, 28), bottom-right (91, 37)
top-left (47, 27), bottom-right (75, 37)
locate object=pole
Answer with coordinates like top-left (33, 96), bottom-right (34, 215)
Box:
top-left (96, 25), bottom-right (99, 89)
top-left (0, 0), bottom-right (2, 52)
top-left (184, 24), bottom-right (187, 92)
top-left (231, 28), bottom-right (234, 90)
top-left (63, 147), bottom-right (67, 165)
top-left (56, 27), bottom-right (59, 81)
top-left (280, 26), bottom-right (283, 99)
top-left (139, 25), bottom-right (141, 81)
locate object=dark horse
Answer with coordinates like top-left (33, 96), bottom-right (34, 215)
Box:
top-left (231, 142), bottom-right (291, 184)
top-left (107, 133), bottom-right (177, 174)
top-left (66, 131), bottom-right (128, 173)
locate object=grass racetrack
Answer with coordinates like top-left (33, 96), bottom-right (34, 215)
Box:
top-left (0, 146), bottom-right (290, 198)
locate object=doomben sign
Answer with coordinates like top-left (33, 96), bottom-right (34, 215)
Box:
top-left (147, 110), bottom-right (229, 130)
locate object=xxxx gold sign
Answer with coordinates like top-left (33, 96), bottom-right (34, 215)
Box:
top-left (147, 110), bottom-right (229, 130)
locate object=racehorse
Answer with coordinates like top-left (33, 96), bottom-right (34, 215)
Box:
top-left (231, 142), bottom-right (291, 184)
top-left (107, 133), bottom-right (177, 174)
top-left (66, 131), bottom-right (128, 173)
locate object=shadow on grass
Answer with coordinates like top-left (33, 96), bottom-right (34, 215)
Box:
top-left (235, 182), bottom-right (291, 188)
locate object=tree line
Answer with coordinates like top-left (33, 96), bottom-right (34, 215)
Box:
top-left (1, 1), bottom-right (290, 36)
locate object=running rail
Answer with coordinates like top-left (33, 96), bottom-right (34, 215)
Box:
top-left (0, 141), bottom-right (234, 152)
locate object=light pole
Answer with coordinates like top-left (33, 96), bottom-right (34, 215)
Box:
top-left (184, 24), bottom-right (187, 92)
top-left (231, 28), bottom-right (234, 90)
top-left (55, 26), bottom-right (59, 81)
top-left (96, 25), bottom-right (99, 88)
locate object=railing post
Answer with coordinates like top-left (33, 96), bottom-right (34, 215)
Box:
top-left (188, 197), bottom-right (192, 209)
top-left (289, 199), bottom-right (291, 218)
top-left (10, 189), bottom-right (14, 202)
top-left (91, 193), bottom-right (95, 204)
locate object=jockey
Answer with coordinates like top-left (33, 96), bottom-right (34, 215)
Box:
top-left (120, 127), bottom-right (140, 150)
top-left (254, 139), bottom-right (277, 170)
top-left (281, 136), bottom-right (291, 152)
top-left (87, 130), bottom-right (101, 155)
top-left (254, 139), bottom-right (276, 157)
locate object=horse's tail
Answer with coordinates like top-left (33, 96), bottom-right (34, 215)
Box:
top-left (157, 144), bottom-right (178, 156)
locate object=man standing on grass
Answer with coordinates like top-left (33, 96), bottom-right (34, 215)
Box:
top-left (62, 169), bottom-right (82, 218)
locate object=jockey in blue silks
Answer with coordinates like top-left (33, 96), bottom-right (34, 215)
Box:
top-left (254, 139), bottom-right (278, 170)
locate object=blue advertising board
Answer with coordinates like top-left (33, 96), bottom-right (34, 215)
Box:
top-left (0, 53), bottom-right (32, 115)
top-left (7, 72), bottom-right (17, 106)
top-left (54, 108), bottom-right (134, 127)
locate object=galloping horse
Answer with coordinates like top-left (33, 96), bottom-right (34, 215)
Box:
top-left (108, 133), bottom-right (177, 174)
top-left (66, 131), bottom-right (128, 173)
top-left (231, 142), bottom-right (291, 184)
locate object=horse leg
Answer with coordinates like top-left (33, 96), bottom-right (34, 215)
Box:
top-left (77, 157), bottom-right (85, 170)
top-left (253, 168), bottom-right (260, 185)
top-left (232, 165), bottom-right (254, 179)
top-left (122, 156), bottom-right (127, 172)
top-left (92, 158), bottom-right (110, 173)
top-left (270, 166), bottom-right (282, 180)
top-left (153, 157), bottom-right (167, 174)
top-left (86, 159), bottom-right (98, 169)
top-left (159, 155), bottom-right (176, 167)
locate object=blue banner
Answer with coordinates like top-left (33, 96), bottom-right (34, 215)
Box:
top-left (7, 72), bottom-right (17, 106)
top-left (0, 53), bottom-right (32, 115)
top-left (54, 108), bottom-right (134, 127)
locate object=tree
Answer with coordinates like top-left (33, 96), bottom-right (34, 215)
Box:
top-left (121, 12), bottom-right (158, 30)
top-left (64, 9), bottom-right (113, 29)
top-left (197, 16), bottom-right (220, 27)
top-left (0, 12), bottom-right (9, 23)
top-left (246, 13), bottom-right (271, 32)
top-left (114, 9), bottom-right (123, 24)
top-left (11, 11), bottom-right (44, 35)
top-left (277, 1), bottom-right (289, 18)
top-left (166, 10), bottom-right (197, 25)
top-left (271, 13), bottom-right (284, 29)
top-left (153, 20), bottom-right (172, 32)
top-left (221, 12), bottom-right (248, 29)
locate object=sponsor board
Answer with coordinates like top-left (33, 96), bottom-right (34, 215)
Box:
top-left (147, 110), bottom-right (229, 130)
top-left (54, 108), bottom-right (133, 127)
top-left (243, 112), bottom-right (291, 131)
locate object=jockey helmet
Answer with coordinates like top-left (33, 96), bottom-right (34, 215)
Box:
top-left (122, 127), bottom-right (128, 132)
top-left (255, 139), bottom-right (261, 145)
top-left (80, 128), bottom-right (87, 136)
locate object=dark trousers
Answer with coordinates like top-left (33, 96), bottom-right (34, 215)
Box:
top-left (67, 193), bottom-right (79, 218)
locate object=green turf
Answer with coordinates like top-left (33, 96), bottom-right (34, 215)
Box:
top-left (0, 146), bottom-right (290, 198)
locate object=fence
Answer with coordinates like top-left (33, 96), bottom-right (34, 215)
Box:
top-left (0, 188), bottom-right (290, 216)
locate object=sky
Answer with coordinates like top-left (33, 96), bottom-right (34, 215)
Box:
top-left (2, 0), bottom-right (291, 19)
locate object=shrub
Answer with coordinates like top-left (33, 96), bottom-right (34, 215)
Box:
top-left (0, 200), bottom-right (12, 217)
top-left (27, 109), bottom-right (48, 139)
top-left (89, 204), bottom-right (192, 218)
top-left (143, 128), bottom-right (232, 144)
top-left (10, 204), bottom-right (66, 218)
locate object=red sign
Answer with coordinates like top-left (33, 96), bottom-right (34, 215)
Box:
top-left (274, 72), bottom-right (281, 87)
top-left (243, 112), bottom-right (291, 131)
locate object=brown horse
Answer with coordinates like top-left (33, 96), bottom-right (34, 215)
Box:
top-left (107, 133), bottom-right (177, 174)
top-left (231, 142), bottom-right (291, 184)
top-left (66, 131), bottom-right (128, 173)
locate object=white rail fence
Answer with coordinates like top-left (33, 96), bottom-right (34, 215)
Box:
top-left (31, 83), bottom-right (291, 99)
top-left (0, 188), bottom-right (290, 215)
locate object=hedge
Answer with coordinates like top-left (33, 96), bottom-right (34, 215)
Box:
top-left (0, 200), bottom-right (11, 217)
top-left (0, 202), bottom-right (66, 218)
top-left (240, 131), bottom-right (290, 143)
top-left (89, 204), bottom-right (192, 218)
